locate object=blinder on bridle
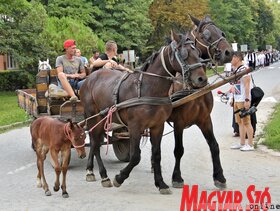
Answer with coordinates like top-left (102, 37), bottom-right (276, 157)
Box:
top-left (192, 22), bottom-right (226, 62)
top-left (169, 38), bottom-right (204, 85)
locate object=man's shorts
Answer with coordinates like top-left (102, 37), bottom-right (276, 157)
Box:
top-left (234, 102), bottom-right (251, 125)
top-left (58, 78), bottom-right (85, 90)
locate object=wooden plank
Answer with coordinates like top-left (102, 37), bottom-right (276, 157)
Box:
top-left (172, 68), bottom-right (252, 108)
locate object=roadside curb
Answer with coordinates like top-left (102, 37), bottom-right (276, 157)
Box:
top-left (0, 119), bottom-right (32, 132)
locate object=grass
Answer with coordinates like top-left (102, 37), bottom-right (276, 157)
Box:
top-left (0, 91), bottom-right (30, 127)
top-left (263, 103), bottom-right (280, 151)
top-left (206, 66), bottom-right (224, 77)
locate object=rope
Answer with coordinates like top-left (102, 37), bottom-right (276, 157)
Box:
top-left (64, 123), bottom-right (86, 148)
top-left (88, 106), bottom-right (117, 155)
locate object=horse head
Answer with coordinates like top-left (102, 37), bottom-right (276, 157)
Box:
top-left (190, 15), bottom-right (233, 65)
top-left (168, 31), bottom-right (208, 88)
top-left (38, 59), bottom-right (51, 72)
top-left (67, 119), bottom-right (86, 159)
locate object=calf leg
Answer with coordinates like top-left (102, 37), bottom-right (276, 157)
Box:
top-left (50, 148), bottom-right (61, 192)
top-left (61, 149), bottom-right (71, 198)
top-left (198, 117), bottom-right (226, 189)
top-left (37, 145), bottom-right (51, 196)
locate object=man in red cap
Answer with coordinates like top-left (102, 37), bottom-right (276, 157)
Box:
top-left (56, 39), bottom-right (86, 102)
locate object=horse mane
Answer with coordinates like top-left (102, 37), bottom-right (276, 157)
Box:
top-left (140, 50), bottom-right (160, 72)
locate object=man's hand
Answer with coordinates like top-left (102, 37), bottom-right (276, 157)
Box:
top-left (244, 101), bottom-right (250, 110)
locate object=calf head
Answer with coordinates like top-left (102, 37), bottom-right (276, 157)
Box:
top-left (68, 120), bottom-right (87, 159)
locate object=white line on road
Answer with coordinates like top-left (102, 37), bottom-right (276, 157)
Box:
top-left (7, 162), bottom-right (36, 175)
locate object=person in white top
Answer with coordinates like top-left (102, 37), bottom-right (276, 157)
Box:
top-left (230, 51), bottom-right (254, 151)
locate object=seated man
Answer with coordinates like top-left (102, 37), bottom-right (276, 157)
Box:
top-left (56, 39), bottom-right (86, 102)
top-left (91, 40), bottom-right (132, 72)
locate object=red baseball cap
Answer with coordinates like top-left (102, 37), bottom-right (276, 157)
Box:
top-left (63, 39), bottom-right (76, 49)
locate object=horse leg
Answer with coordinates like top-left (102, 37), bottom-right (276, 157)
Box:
top-left (198, 117), bottom-right (226, 189)
top-left (60, 149), bottom-right (71, 198)
top-left (172, 124), bottom-right (185, 188)
top-left (93, 133), bottom-right (112, 187)
top-left (150, 125), bottom-right (172, 194)
top-left (113, 130), bottom-right (142, 187)
top-left (50, 148), bottom-right (61, 192)
top-left (86, 132), bottom-right (96, 182)
top-left (39, 145), bottom-right (51, 196)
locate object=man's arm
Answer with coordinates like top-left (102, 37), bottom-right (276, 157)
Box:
top-left (243, 75), bottom-right (251, 109)
top-left (92, 58), bottom-right (111, 68)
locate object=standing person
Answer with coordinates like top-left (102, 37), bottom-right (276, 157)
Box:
top-left (230, 51), bottom-right (254, 151)
top-left (56, 39), bottom-right (86, 102)
top-left (91, 40), bottom-right (132, 72)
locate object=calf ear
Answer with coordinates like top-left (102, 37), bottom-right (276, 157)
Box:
top-left (67, 119), bottom-right (74, 130)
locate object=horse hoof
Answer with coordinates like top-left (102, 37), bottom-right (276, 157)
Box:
top-left (101, 178), bottom-right (113, 188)
top-left (113, 178), bottom-right (121, 188)
top-left (53, 186), bottom-right (60, 192)
top-left (214, 180), bottom-right (227, 190)
top-left (62, 192), bottom-right (69, 198)
top-left (45, 190), bottom-right (51, 196)
top-left (172, 181), bottom-right (184, 188)
top-left (159, 188), bottom-right (172, 195)
top-left (86, 174), bottom-right (96, 182)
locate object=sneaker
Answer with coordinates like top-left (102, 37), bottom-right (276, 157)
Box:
top-left (70, 95), bottom-right (78, 102)
top-left (230, 143), bottom-right (244, 149)
top-left (240, 144), bottom-right (254, 151)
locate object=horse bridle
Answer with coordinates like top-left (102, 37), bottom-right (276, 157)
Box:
top-left (191, 22), bottom-right (225, 63)
top-left (161, 39), bottom-right (204, 86)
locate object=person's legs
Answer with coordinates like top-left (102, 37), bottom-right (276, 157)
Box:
top-left (58, 72), bottom-right (76, 97)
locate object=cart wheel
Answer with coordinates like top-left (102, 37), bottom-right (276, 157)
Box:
top-left (112, 140), bottom-right (130, 162)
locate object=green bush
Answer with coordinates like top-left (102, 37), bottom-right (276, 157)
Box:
top-left (0, 70), bottom-right (36, 91)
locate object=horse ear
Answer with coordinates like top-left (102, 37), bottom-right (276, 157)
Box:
top-left (205, 15), bottom-right (212, 22)
top-left (47, 59), bottom-right (49, 64)
top-left (189, 14), bottom-right (200, 27)
top-left (39, 60), bottom-right (42, 65)
top-left (171, 30), bottom-right (180, 43)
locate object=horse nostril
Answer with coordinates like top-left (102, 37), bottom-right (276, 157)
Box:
top-left (225, 50), bottom-right (231, 56)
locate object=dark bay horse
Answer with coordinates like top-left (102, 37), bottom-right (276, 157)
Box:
top-left (31, 117), bottom-right (86, 198)
top-left (167, 15), bottom-right (233, 189)
top-left (80, 31), bottom-right (207, 194)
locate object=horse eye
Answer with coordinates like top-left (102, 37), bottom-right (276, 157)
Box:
top-left (221, 32), bottom-right (226, 38)
top-left (202, 29), bottom-right (211, 40)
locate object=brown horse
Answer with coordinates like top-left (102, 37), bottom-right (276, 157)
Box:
top-left (80, 31), bottom-right (207, 194)
top-left (30, 116), bottom-right (86, 198)
top-left (167, 15), bottom-right (233, 189)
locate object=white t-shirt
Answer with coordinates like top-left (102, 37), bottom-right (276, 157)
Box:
top-left (233, 65), bottom-right (252, 102)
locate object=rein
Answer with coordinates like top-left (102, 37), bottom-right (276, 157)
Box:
top-left (64, 123), bottom-right (85, 149)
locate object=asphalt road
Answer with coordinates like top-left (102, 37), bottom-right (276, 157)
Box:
top-left (0, 62), bottom-right (280, 211)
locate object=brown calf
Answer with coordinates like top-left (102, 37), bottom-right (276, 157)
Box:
top-left (30, 116), bottom-right (86, 198)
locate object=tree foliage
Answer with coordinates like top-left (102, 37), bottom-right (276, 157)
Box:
top-left (148, 0), bottom-right (209, 50)
top-left (91, 0), bottom-right (153, 54)
top-left (39, 16), bottom-right (104, 67)
top-left (0, 0), bottom-right (48, 70)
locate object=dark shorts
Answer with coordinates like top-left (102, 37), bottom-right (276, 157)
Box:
top-left (58, 78), bottom-right (85, 90)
